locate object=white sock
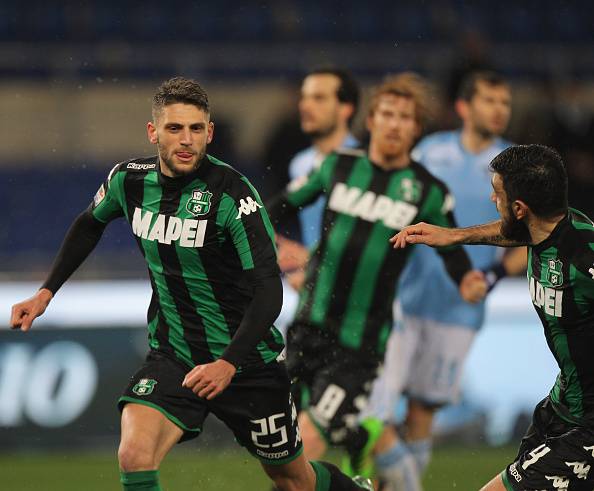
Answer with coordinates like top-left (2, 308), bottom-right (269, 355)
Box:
top-left (375, 440), bottom-right (422, 491)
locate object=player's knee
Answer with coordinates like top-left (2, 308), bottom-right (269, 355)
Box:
top-left (118, 441), bottom-right (156, 472)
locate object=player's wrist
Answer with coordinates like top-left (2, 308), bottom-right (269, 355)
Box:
top-left (37, 288), bottom-right (54, 305)
top-left (482, 263), bottom-right (507, 292)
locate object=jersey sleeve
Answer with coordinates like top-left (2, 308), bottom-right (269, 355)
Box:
top-left (573, 235), bottom-right (594, 300)
top-left (90, 164), bottom-right (125, 223)
top-left (221, 176), bottom-right (280, 279)
top-left (284, 153), bottom-right (338, 208)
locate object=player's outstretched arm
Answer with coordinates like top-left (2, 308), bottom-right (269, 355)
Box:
top-left (10, 288), bottom-right (53, 331)
top-left (390, 220), bottom-right (525, 249)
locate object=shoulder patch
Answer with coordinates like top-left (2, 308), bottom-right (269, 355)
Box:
top-left (93, 183), bottom-right (106, 206)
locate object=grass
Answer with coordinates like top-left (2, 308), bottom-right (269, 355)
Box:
top-left (0, 444), bottom-right (517, 490)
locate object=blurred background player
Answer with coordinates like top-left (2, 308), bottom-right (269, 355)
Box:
top-left (9, 77), bottom-right (373, 491)
top-left (391, 144), bottom-right (594, 491)
top-left (276, 67), bottom-right (360, 297)
top-left (365, 71), bottom-right (527, 490)
top-left (268, 72), bottom-right (487, 483)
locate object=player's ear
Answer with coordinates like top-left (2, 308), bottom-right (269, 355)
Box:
top-left (455, 99), bottom-right (468, 121)
top-left (366, 112), bottom-right (374, 133)
top-left (512, 200), bottom-right (529, 220)
top-left (147, 122), bottom-right (158, 144)
top-left (207, 121), bottom-right (214, 144)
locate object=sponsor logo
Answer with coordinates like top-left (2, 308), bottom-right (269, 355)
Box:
top-left (565, 461), bottom-right (590, 479)
top-left (509, 462), bottom-right (522, 482)
top-left (127, 162), bottom-right (156, 170)
top-left (545, 259), bottom-right (564, 287)
top-left (255, 449), bottom-right (289, 459)
top-left (544, 475), bottom-right (569, 490)
top-left (529, 276), bottom-right (563, 318)
top-left (93, 184), bottom-right (106, 207)
top-left (235, 197), bottom-right (262, 219)
top-left (132, 207), bottom-right (207, 248)
top-left (132, 378), bottom-right (157, 396)
top-left (328, 182), bottom-right (419, 230)
top-left (186, 189), bottom-right (213, 217)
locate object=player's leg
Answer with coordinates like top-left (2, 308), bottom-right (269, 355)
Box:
top-left (117, 351), bottom-right (208, 490)
top-left (401, 319), bottom-right (476, 477)
top-left (299, 410), bottom-right (329, 460)
top-left (479, 474), bottom-right (507, 491)
top-left (118, 403), bottom-right (183, 490)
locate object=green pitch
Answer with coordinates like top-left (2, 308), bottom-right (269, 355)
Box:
top-left (0, 445), bottom-right (516, 490)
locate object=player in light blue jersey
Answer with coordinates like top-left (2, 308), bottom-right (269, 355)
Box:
top-left (276, 68), bottom-right (360, 329)
top-left (365, 72), bottom-right (527, 490)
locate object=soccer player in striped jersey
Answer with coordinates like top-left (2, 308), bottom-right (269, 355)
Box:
top-left (9, 77), bottom-right (372, 491)
top-left (364, 71), bottom-right (526, 490)
top-left (392, 144), bottom-right (594, 491)
top-left (268, 73), bottom-right (487, 483)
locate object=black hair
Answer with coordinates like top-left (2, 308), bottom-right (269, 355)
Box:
top-left (489, 144), bottom-right (568, 218)
top-left (306, 67), bottom-right (360, 125)
top-left (152, 77), bottom-right (209, 119)
top-left (458, 71), bottom-right (509, 101)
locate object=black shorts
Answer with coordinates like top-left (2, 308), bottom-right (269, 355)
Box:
top-left (286, 323), bottom-right (380, 445)
top-left (503, 397), bottom-right (594, 491)
top-left (119, 350), bottom-right (303, 465)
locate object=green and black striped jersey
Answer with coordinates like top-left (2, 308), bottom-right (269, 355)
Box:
top-left (275, 150), bottom-right (459, 360)
top-left (527, 208), bottom-right (594, 425)
top-left (91, 155), bottom-right (284, 369)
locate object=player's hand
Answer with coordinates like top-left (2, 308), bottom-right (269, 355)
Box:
top-left (390, 222), bottom-right (457, 249)
top-left (459, 270), bottom-right (488, 304)
top-left (182, 359), bottom-right (237, 400)
top-left (9, 288), bottom-right (53, 331)
top-left (276, 235), bottom-right (309, 272)
top-left (286, 269), bottom-right (306, 291)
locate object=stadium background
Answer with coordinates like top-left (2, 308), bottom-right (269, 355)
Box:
top-left (1, 1), bottom-right (593, 489)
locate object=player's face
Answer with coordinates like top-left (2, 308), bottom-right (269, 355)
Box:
top-left (147, 103), bottom-right (214, 177)
top-left (466, 82), bottom-right (511, 138)
top-left (367, 94), bottom-right (420, 161)
top-left (299, 74), bottom-right (342, 138)
top-left (491, 172), bottom-right (530, 242)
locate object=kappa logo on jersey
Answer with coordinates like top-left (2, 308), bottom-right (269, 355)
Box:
top-left (93, 184), bottom-right (106, 206)
top-left (584, 445), bottom-right (594, 458)
top-left (127, 162), bottom-right (156, 170)
top-left (565, 461), bottom-right (590, 480)
top-left (328, 182), bottom-right (418, 230)
top-left (132, 378), bottom-right (157, 396)
top-left (545, 475), bottom-right (569, 490)
top-left (186, 189), bottom-right (213, 217)
top-left (545, 259), bottom-right (564, 287)
top-left (529, 276), bottom-right (563, 318)
top-left (235, 197), bottom-right (262, 219)
top-left (132, 207), bottom-right (207, 248)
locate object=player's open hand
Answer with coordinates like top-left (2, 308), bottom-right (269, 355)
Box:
top-left (182, 359), bottom-right (237, 400)
top-left (459, 270), bottom-right (488, 304)
top-left (390, 222), bottom-right (457, 249)
top-left (10, 288), bottom-right (53, 331)
top-left (276, 235), bottom-right (309, 272)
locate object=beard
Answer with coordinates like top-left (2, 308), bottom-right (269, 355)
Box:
top-left (159, 142), bottom-right (206, 177)
top-left (303, 119), bottom-right (338, 140)
top-left (500, 206), bottom-right (531, 243)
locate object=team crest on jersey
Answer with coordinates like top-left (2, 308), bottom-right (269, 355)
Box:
top-left (399, 178), bottom-right (423, 203)
top-left (545, 259), bottom-right (564, 288)
top-left (186, 189), bottom-right (213, 216)
top-left (132, 378), bottom-right (157, 396)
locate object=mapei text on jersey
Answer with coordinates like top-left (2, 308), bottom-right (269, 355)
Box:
top-left (132, 208), bottom-right (207, 247)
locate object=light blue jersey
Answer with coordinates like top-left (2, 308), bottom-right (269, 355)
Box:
top-left (398, 130), bottom-right (511, 330)
top-left (288, 133), bottom-right (359, 248)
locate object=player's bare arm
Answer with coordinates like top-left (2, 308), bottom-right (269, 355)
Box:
top-left (390, 220), bottom-right (525, 249)
top-left (9, 288), bottom-right (53, 331)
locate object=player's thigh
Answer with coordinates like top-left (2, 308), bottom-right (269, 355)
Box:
top-left (308, 356), bottom-right (379, 445)
top-left (210, 360), bottom-right (304, 466)
top-left (406, 320), bottom-right (476, 405)
top-left (118, 351), bottom-right (209, 444)
top-left (119, 403), bottom-right (184, 466)
top-left (363, 313), bottom-right (422, 421)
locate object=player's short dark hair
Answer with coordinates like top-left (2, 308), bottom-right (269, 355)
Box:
top-left (458, 71), bottom-right (509, 101)
top-left (489, 144), bottom-right (568, 218)
top-left (152, 77), bottom-right (210, 120)
top-left (368, 72), bottom-right (436, 130)
top-left (306, 67), bottom-right (360, 125)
